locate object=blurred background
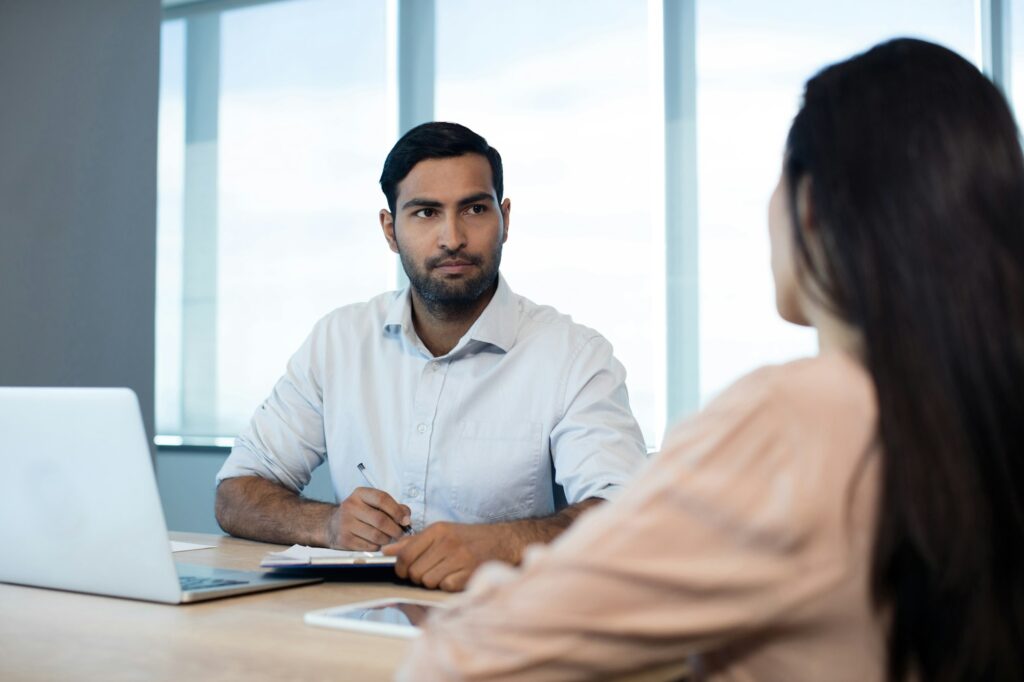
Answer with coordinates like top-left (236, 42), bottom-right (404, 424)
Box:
top-left (2, 0), bottom-right (1020, 532)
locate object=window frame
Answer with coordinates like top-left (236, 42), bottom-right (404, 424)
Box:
top-left (155, 0), bottom-right (1013, 450)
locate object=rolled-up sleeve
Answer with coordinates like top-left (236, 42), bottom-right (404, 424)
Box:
top-left (215, 321), bottom-right (328, 493)
top-left (549, 334), bottom-right (648, 503)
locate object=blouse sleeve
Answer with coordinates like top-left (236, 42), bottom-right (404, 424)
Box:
top-left (398, 366), bottom-right (857, 681)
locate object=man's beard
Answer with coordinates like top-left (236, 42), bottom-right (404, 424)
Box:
top-left (400, 244), bottom-right (502, 317)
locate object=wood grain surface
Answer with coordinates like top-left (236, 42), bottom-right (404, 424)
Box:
top-left (0, 532), bottom-right (446, 681)
top-left (0, 531), bottom-right (688, 681)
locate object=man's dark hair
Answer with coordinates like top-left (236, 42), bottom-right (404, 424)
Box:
top-left (379, 122), bottom-right (503, 214)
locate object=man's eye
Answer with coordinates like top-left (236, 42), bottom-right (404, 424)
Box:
top-left (415, 208), bottom-right (436, 218)
top-left (466, 204), bottom-right (486, 215)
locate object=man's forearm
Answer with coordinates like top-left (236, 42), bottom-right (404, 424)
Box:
top-left (497, 497), bottom-right (603, 564)
top-left (215, 476), bottom-right (335, 547)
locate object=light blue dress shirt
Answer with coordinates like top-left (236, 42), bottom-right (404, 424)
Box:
top-left (216, 275), bottom-right (648, 531)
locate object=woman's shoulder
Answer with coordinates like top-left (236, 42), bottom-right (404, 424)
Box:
top-left (661, 352), bottom-right (877, 485)
top-left (652, 352), bottom-right (879, 557)
top-left (710, 352), bottom-right (875, 426)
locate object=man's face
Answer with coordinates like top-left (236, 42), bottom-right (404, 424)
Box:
top-left (380, 154), bottom-right (511, 311)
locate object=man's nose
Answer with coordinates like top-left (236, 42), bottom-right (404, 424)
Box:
top-left (437, 213), bottom-right (467, 251)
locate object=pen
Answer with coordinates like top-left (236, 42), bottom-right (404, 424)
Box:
top-left (356, 462), bottom-right (380, 489)
top-left (356, 462), bottom-right (413, 533)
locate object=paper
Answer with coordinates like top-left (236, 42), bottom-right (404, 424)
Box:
top-left (170, 540), bottom-right (215, 553)
top-left (261, 544), bottom-right (397, 567)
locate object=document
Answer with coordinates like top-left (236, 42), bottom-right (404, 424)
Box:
top-left (261, 544), bottom-right (397, 568)
top-left (170, 540), bottom-right (215, 553)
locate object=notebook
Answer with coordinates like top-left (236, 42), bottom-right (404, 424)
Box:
top-left (262, 544), bottom-right (398, 568)
top-left (0, 387), bottom-right (321, 604)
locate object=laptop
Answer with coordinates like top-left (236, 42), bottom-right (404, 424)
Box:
top-left (0, 387), bottom-right (321, 603)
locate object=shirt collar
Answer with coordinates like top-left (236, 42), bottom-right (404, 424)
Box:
top-left (383, 287), bottom-right (413, 336)
top-left (463, 274), bottom-right (517, 353)
top-left (381, 273), bottom-right (518, 354)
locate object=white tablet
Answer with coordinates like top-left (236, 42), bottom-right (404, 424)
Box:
top-left (304, 598), bottom-right (448, 638)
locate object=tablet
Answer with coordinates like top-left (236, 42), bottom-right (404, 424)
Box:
top-left (304, 598), bottom-right (448, 638)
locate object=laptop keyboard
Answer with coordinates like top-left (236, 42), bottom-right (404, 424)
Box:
top-left (179, 575), bottom-right (249, 591)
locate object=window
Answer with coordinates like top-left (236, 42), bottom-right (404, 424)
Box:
top-left (696, 0), bottom-right (976, 403)
top-left (435, 0), bottom-right (664, 444)
top-left (157, 0), bottom-right (996, 449)
top-left (157, 0), bottom-right (389, 440)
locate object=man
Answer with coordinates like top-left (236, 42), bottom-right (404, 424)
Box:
top-left (215, 122), bottom-right (647, 592)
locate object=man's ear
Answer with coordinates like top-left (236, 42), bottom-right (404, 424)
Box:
top-left (500, 198), bottom-right (511, 244)
top-left (380, 209), bottom-right (400, 254)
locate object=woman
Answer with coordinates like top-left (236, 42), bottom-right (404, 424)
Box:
top-left (398, 38), bottom-right (1024, 681)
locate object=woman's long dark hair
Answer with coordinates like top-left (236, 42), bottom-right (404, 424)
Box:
top-left (784, 39), bottom-right (1024, 681)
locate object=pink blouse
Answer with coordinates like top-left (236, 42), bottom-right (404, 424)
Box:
top-left (399, 353), bottom-right (885, 681)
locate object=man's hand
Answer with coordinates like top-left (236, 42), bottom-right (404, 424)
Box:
top-left (328, 487), bottom-right (412, 551)
top-left (382, 499), bottom-right (602, 592)
top-left (382, 522), bottom-right (519, 592)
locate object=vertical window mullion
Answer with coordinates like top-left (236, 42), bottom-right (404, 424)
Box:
top-left (391, 0), bottom-right (436, 289)
top-left (980, 0), bottom-right (1012, 98)
top-left (663, 0), bottom-right (699, 422)
top-left (181, 13), bottom-right (221, 436)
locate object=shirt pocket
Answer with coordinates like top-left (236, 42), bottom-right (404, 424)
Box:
top-left (450, 420), bottom-right (545, 522)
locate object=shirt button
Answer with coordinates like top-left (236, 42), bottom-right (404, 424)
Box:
top-left (430, 361), bottom-right (440, 371)
top-left (407, 485), bottom-right (421, 499)
top-left (417, 423), bottom-right (428, 434)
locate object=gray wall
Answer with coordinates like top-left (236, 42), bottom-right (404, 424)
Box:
top-left (0, 0), bottom-right (161, 442)
top-left (157, 449), bottom-right (337, 534)
top-left (0, 0), bottom-right (334, 535)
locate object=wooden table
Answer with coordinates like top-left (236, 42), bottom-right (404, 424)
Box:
top-left (0, 531), bottom-right (447, 681)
